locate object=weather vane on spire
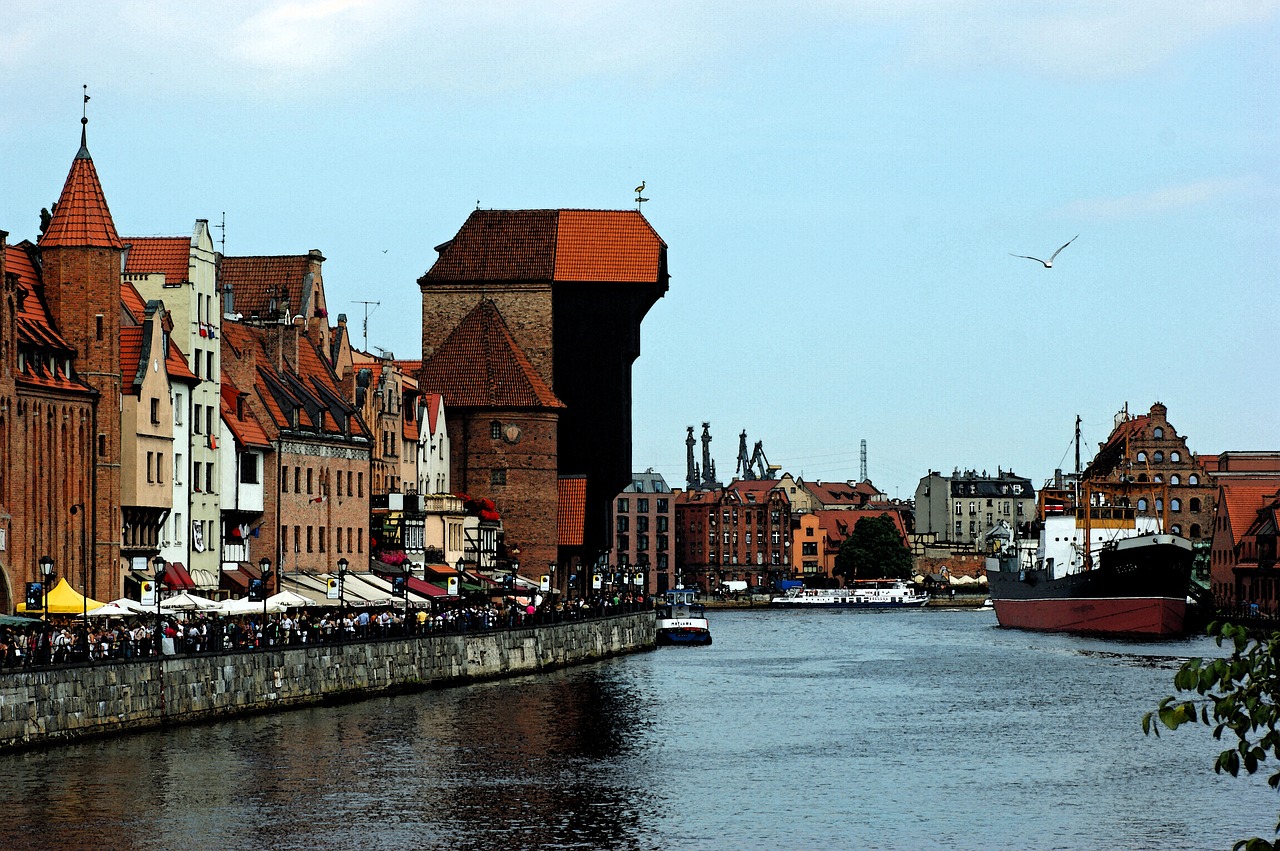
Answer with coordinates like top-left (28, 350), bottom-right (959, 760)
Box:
top-left (83, 84), bottom-right (89, 123)
top-left (634, 179), bottom-right (648, 210)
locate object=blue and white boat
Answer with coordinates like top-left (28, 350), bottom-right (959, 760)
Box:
top-left (656, 589), bottom-right (712, 646)
top-left (769, 579), bottom-right (929, 609)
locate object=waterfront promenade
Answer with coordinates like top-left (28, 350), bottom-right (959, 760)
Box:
top-left (0, 604), bottom-right (654, 751)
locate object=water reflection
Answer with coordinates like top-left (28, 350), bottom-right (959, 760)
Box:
top-left (0, 662), bottom-right (660, 851)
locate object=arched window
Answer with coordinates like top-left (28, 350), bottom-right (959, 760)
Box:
top-left (1138, 498), bottom-right (1149, 511)
top-left (1171, 451), bottom-right (1181, 462)
top-left (1154, 474), bottom-right (1163, 483)
top-left (1154, 451), bottom-right (1164, 463)
top-left (1171, 524), bottom-right (1182, 535)
top-left (1153, 427), bottom-right (1164, 439)
top-left (1189, 498), bottom-right (1201, 512)
top-left (1189, 474), bottom-right (1199, 485)
top-left (1171, 498), bottom-right (1181, 511)
top-left (1170, 474), bottom-right (1180, 485)
top-left (1156, 499), bottom-right (1164, 512)
top-left (1137, 474), bottom-right (1149, 483)
top-left (1137, 451), bottom-right (1147, 462)
top-left (1191, 523), bottom-right (1201, 538)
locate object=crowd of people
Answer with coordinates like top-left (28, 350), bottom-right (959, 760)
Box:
top-left (0, 592), bottom-right (651, 669)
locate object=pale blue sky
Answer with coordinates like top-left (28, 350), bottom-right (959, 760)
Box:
top-left (2, 1), bottom-right (1275, 500)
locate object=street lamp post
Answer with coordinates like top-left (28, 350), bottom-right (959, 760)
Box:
top-left (259, 557), bottom-right (272, 647)
top-left (337, 557), bottom-right (349, 640)
top-left (151, 555), bottom-right (166, 657)
top-left (38, 555), bottom-right (54, 624)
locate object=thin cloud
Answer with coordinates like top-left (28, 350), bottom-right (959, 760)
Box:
top-left (1063, 177), bottom-right (1251, 217)
top-left (900, 0), bottom-right (1279, 78)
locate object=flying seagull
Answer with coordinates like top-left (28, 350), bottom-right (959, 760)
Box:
top-left (1010, 234), bottom-right (1079, 268)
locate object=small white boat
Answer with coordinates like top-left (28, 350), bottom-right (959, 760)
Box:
top-left (656, 589), bottom-right (712, 646)
top-left (769, 579), bottom-right (929, 609)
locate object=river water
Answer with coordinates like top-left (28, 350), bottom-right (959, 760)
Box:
top-left (0, 608), bottom-right (1273, 850)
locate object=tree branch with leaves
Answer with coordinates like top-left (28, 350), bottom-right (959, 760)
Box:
top-left (1144, 621), bottom-right (1280, 851)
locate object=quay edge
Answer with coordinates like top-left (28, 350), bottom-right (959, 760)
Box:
top-left (0, 613), bottom-right (655, 753)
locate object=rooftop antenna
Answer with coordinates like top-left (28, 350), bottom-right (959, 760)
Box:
top-left (354, 300), bottom-right (380, 352)
top-left (215, 212), bottom-right (226, 253)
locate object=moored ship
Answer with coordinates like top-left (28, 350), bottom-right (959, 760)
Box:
top-left (985, 507), bottom-right (1193, 636)
top-left (656, 588), bottom-right (712, 646)
top-left (985, 410), bottom-right (1198, 637)
top-left (769, 579), bottom-right (929, 609)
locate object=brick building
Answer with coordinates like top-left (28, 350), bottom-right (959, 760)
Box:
top-left (0, 125), bottom-right (124, 605)
top-left (218, 314), bottom-right (372, 593)
top-left (1212, 481), bottom-right (1280, 614)
top-left (1082, 402), bottom-right (1216, 541)
top-left (675, 481), bottom-right (792, 593)
top-left (419, 299), bottom-right (563, 575)
top-left (419, 210), bottom-right (668, 574)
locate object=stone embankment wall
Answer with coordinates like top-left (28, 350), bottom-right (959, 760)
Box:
top-left (0, 613), bottom-right (654, 751)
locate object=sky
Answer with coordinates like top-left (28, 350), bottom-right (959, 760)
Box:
top-left (2, 1), bottom-right (1276, 501)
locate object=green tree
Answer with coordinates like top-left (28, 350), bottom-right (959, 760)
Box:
top-left (1144, 621), bottom-right (1280, 851)
top-left (832, 514), bottom-right (912, 582)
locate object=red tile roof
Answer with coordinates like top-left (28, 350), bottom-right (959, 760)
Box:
top-left (422, 393), bottom-right (444, 435)
top-left (558, 475), bottom-right (587, 547)
top-left (120, 281), bottom-right (147, 324)
top-left (727, 479), bottom-right (789, 505)
top-left (219, 255), bottom-right (312, 319)
top-left (124, 236), bottom-right (190, 283)
top-left (419, 299), bottom-right (564, 409)
top-left (120, 327), bottom-right (143, 394)
top-left (7, 244), bottom-right (73, 353)
top-left (813, 508), bottom-right (908, 546)
top-left (220, 373), bottom-right (272, 449)
top-left (424, 209), bottom-right (666, 284)
top-left (167, 338), bottom-right (198, 384)
top-left (220, 321), bottom-right (367, 442)
top-left (1218, 480), bottom-right (1280, 547)
top-left (555, 210), bottom-right (665, 282)
top-left (38, 138), bottom-right (123, 249)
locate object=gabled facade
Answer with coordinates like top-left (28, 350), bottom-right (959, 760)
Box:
top-left (1082, 402), bottom-right (1216, 541)
top-left (119, 300), bottom-right (176, 574)
top-left (124, 221), bottom-right (221, 583)
top-left (218, 372), bottom-right (271, 577)
top-left (419, 392), bottom-right (450, 496)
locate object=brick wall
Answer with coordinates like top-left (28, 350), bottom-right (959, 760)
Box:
top-left (419, 284), bottom-right (555, 384)
top-left (451, 410), bottom-right (559, 575)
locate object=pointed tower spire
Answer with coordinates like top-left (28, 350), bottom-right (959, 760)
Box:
top-left (39, 90), bottom-right (121, 249)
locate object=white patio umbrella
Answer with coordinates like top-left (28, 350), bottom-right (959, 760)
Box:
top-left (266, 589), bottom-right (312, 609)
top-left (87, 600), bottom-right (147, 618)
top-left (216, 597), bottom-right (285, 616)
top-left (158, 591), bottom-right (221, 612)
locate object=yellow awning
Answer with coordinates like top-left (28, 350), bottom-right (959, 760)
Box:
top-left (16, 577), bottom-right (106, 614)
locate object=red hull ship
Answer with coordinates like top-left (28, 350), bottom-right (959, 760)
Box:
top-left (987, 532), bottom-right (1193, 636)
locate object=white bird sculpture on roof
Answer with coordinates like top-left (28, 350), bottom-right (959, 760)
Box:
top-left (1010, 234), bottom-right (1079, 268)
